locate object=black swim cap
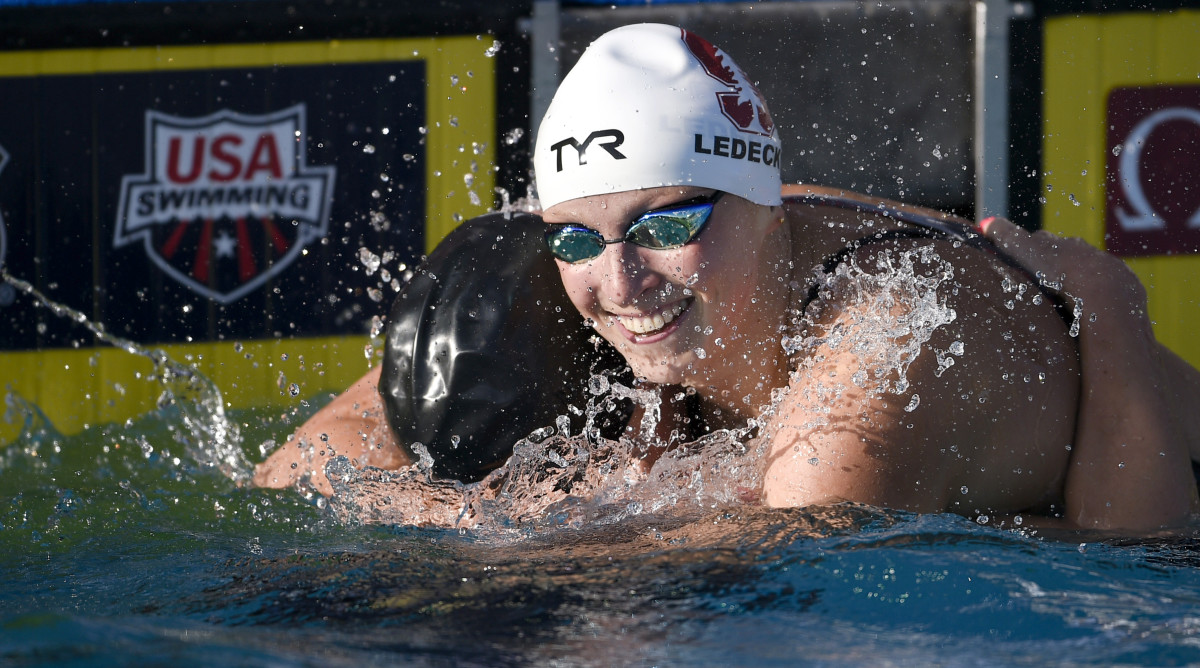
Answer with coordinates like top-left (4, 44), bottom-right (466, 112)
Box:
top-left (378, 212), bottom-right (629, 482)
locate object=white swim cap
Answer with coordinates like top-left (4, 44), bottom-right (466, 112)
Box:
top-left (534, 23), bottom-right (783, 209)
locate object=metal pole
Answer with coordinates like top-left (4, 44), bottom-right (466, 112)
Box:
top-left (975, 0), bottom-right (1011, 219)
top-left (529, 0), bottom-right (560, 148)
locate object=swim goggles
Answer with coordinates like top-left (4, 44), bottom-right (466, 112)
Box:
top-left (544, 191), bottom-right (725, 264)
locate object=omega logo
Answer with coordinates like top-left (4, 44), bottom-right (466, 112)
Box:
top-left (1105, 86), bottom-right (1200, 257)
top-left (1113, 106), bottom-right (1200, 232)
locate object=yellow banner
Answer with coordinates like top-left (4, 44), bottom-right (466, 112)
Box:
top-left (0, 36), bottom-right (497, 442)
top-left (1043, 10), bottom-right (1200, 367)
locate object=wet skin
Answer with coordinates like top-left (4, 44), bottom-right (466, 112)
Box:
top-left (256, 186), bottom-right (1196, 532)
top-left (980, 217), bottom-right (1198, 529)
top-left (546, 184), bottom-right (1081, 518)
top-left (543, 188), bottom-right (792, 420)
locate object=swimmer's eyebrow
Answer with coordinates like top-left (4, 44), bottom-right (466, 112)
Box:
top-left (545, 191), bottom-right (718, 228)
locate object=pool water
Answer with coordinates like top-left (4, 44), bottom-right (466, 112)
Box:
top-left (4, 386), bottom-right (1200, 667)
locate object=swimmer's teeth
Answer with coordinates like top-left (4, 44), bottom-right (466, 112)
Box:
top-left (620, 301), bottom-right (687, 335)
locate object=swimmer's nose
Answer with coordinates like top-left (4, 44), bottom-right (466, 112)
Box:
top-left (600, 241), bottom-right (660, 307)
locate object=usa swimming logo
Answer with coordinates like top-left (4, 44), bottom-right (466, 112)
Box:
top-left (115, 105), bottom-right (336, 304)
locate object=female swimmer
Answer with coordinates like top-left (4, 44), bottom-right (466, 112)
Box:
top-left (255, 24), bottom-right (1197, 531)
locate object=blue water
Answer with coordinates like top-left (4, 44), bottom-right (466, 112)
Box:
top-left (4, 389), bottom-right (1200, 666)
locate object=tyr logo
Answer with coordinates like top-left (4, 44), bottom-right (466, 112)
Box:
top-left (550, 129), bottom-right (627, 171)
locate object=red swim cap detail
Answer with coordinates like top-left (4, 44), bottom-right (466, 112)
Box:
top-left (681, 28), bottom-right (775, 137)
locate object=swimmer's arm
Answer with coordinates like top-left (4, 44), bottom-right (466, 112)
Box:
top-left (252, 366), bottom-right (412, 496)
top-left (761, 240), bottom-right (1073, 516)
top-left (1158, 346), bottom-right (1200, 461)
top-left (981, 218), bottom-right (1198, 531)
top-left (761, 358), bottom-right (934, 512)
top-left (760, 283), bottom-right (952, 513)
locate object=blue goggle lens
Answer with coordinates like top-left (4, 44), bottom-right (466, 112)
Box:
top-left (545, 192), bottom-right (723, 264)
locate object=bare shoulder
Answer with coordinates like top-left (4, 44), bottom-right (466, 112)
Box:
top-left (762, 237), bottom-right (1079, 515)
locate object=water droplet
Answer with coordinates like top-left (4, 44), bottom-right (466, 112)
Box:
top-left (960, 485), bottom-right (969, 494)
top-left (357, 247), bottom-right (382, 275)
top-left (588, 375), bottom-right (610, 395)
top-left (1112, 144), bottom-right (1123, 156)
top-left (504, 127), bottom-right (524, 145)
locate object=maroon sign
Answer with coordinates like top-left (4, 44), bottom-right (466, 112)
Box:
top-left (1106, 85), bottom-right (1200, 257)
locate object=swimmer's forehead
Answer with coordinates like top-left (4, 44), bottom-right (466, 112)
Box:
top-left (542, 186), bottom-right (712, 225)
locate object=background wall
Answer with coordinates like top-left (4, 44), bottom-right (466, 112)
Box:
top-left (555, 1), bottom-right (977, 215)
top-left (1040, 8), bottom-right (1200, 367)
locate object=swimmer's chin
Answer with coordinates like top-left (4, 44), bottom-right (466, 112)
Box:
top-left (621, 349), bottom-right (709, 386)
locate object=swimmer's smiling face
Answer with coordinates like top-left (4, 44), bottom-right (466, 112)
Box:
top-left (544, 186), bottom-right (786, 391)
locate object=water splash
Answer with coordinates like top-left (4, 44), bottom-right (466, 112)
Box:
top-left (785, 244), bottom-right (958, 402)
top-left (1, 269), bottom-right (249, 482)
top-left (493, 187), bottom-right (541, 219)
top-left (315, 245), bottom-right (968, 532)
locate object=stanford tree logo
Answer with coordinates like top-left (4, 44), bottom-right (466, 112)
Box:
top-left (115, 105), bottom-right (336, 303)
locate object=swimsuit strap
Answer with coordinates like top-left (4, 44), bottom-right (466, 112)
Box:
top-left (801, 228), bottom-right (942, 310)
top-left (786, 192), bottom-right (1074, 327)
